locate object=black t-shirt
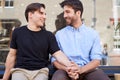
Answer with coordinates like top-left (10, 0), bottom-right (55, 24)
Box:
top-left (10, 25), bottom-right (60, 70)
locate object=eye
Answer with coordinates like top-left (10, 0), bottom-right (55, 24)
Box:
top-left (39, 11), bottom-right (46, 15)
top-left (65, 10), bottom-right (70, 13)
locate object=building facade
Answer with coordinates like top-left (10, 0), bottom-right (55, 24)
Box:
top-left (0, 0), bottom-right (120, 65)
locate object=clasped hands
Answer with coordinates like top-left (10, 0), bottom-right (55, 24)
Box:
top-left (66, 62), bottom-right (82, 80)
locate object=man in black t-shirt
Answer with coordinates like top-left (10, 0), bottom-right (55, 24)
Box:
top-left (2, 3), bottom-right (72, 80)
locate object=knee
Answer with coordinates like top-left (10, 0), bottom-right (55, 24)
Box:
top-left (53, 70), bottom-right (67, 77)
top-left (51, 70), bottom-right (69, 80)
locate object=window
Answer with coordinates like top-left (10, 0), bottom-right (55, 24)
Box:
top-left (0, 19), bottom-right (21, 64)
top-left (110, 18), bottom-right (120, 50)
top-left (116, 0), bottom-right (120, 6)
top-left (113, 38), bottom-right (120, 52)
top-left (0, 0), bottom-right (2, 7)
top-left (0, 19), bottom-right (21, 49)
top-left (5, 0), bottom-right (14, 8)
top-left (113, 22), bottom-right (120, 51)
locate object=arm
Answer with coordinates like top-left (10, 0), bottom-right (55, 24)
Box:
top-left (65, 60), bottom-right (100, 80)
top-left (53, 60), bottom-right (79, 80)
top-left (2, 48), bottom-right (16, 80)
top-left (76, 59), bottom-right (100, 74)
top-left (78, 33), bottom-right (101, 74)
top-left (81, 59), bottom-right (100, 73)
top-left (53, 60), bottom-right (67, 71)
top-left (52, 60), bottom-right (100, 78)
top-left (52, 50), bottom-right (71, 67)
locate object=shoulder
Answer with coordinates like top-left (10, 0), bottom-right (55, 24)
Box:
top-left (83, 25), bottom-right (96, 33)
top-left (83, 25), bottom-right (99, 36)
top-left (42, 30), bottom-right (54, 35)
top-left (41, 30), bottom-right (55, 38)
top-left (56, 26), bottom-right (68, 36)
top-left (12, 25), bottom-right (27, 37)
top-left (13, 25), bottom-right (27, 32)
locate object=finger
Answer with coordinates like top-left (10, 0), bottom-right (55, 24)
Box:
top-left (74, 74), bottom-right (79, 79)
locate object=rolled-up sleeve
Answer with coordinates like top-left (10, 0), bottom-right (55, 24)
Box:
top-left (90, 33), bottom-right (102, 60)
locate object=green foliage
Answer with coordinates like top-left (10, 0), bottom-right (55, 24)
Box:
top-left (116, 22), bottom-right (120, 31)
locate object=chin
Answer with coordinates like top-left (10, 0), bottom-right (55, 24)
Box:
top-left (39, 24), bottom-right (44, 27)
top-left (66, 22), bottom-right (71, 25)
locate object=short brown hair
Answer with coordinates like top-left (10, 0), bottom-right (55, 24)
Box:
top-left (60, 0), bottom-right (83, 17)
top-left (25, 3), bottom-right (45, 22)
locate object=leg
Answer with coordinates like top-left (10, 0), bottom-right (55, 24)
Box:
top-left (33, 68), bottom-right (49, 80)
top-left (84, 69), bottom-right (110, 80)
top-left (34, 73), bottom-right (48, 80)
top-left (51, 70), bottom-right (71, 80)
top-left (12, 71), bottom-right (28, 80)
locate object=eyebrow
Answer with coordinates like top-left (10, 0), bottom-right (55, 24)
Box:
top-left (37, 10), bottom-right (46, 15)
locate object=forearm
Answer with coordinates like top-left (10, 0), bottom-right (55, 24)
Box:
top-left (3, 51), bottom-right (16, 80)
top-left (53, 60), bottom-right (67, 71)
top-left (53, 60), bottom-right (79, 80)
top-left (79, 59), bottom-right (100, 74)
top-left (52, 50), bottom-right (71, 67)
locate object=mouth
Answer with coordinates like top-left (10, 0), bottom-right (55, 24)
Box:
top-left (40, 19), bottom-right (45, 24)
top-left (65, 18), bottom-right (71, 24)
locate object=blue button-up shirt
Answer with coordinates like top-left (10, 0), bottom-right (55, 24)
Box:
top-left (51, 24), bottom-right (102, 66)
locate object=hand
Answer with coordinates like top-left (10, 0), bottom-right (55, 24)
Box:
top-left (67, 70), bottom-right (79, 80)
top-left (66, 61), bottom-right (80, 79)
top-left (69, 61), bottom-right (81, 73)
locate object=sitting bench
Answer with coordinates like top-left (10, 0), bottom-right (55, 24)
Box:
top-left (98, 66), bottom-right (120, 80)
top-left (0, 65), bottom-right (5, 78)
top-left (0, 65), bottom-right (120, 80)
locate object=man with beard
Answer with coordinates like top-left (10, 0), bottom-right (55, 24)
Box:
top-left (51, 0), bottom-right (110, 80)
top-left (2, 3), bottom-right (72, 80)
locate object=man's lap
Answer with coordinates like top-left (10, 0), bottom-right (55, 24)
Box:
top-left (51, 69), bottom-right (110, 80)
top-left (11, 67), bottom-right (49, 80)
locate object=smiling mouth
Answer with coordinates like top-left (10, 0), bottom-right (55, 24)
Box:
top-left (65, 19), bottom-right (70, 22)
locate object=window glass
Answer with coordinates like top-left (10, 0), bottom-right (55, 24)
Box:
top-left (0, 0), bottom-right (2, 7)
top-left (116, 0), bottom-right (120, 6)
top-left (0, 19), bottom-right (21, 49)
top-left (0, 19), bottom-right (21, 64)
top-left (5, 0), bottom-right (14, 8)
top-left (113, 22), bottom-right (120, 52)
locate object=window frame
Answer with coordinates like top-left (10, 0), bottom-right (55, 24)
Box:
top-left (4, 0), bottom-right (14, 8)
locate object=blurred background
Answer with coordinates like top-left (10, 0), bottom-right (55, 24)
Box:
top-left (0, 0), bottom-right (120, 66)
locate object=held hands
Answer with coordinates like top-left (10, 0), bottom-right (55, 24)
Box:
top-left (67, 70), bottom-right (79, 80)
top-left (66, 61), bottom-right (81, 80)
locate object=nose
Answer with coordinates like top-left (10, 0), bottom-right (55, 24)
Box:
top-left (43, 14), bottom-right (46, 20)
top-left (63, 12), bottom-right (67, 18)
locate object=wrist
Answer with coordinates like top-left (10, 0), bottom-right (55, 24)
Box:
top-left (2, 77), bottom-right (8, 80)
top-left (2, 76), bottom-right (9, 80)
top-left (79, 67), bottom-right (84, 74)
top-left (64, 66), bottom-right (68, 72)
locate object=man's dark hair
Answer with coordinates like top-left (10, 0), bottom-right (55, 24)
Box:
top-left (60, 0), bottom-right (83, 17)
top-left (25, 3), bottom-right (45, 22)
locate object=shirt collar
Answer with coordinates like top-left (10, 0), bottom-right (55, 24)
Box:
top-left (67, 23), bottom-right (85, 32)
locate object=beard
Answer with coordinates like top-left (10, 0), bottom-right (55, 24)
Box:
top-left (65, 18), bottom-right (75, 27)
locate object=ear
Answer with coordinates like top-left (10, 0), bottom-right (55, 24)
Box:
top-left (76, 11), bottom-right (81, 15)
top-left (76, 11), bottom-right (81, 18)
top-left (28, 12), bottom-right (33, 19)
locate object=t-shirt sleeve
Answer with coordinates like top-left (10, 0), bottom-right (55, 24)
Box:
top-left (10, 28), bottom-right (18, 49)
top-left (48, 32), bottom-right (60, 55)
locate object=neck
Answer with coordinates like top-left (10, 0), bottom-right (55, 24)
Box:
top-left (72, 19), bottom-right (82, 29)
top-left (27, 23), bottom-right (41, 31)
